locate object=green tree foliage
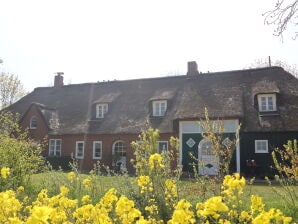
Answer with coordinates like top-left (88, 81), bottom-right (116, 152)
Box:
top-left (0, 72), bottom-right (26, 109)
top-left (267, 140), bottom-right (298, 218)
top-left (0, 111), bottom-right (45, 190)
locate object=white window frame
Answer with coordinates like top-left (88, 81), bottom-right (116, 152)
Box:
top-left (30, 116), bottom-right (37, 129)
top-left (153, 100), bottom-right (167, 116)
top-left (93, 141), bottom-right (102, 159)
top-left (157, 141), bottom-right (168, 153)
top-left (49, 139), bottom-right (62, 156)
top-left (257, 94), bottom-right (276, 112)
top-left (255, 140), bottom-right (268, 153)
top-left (96, 104), bottom-right (108, 118)
top-left (75, 141), bottom-right (85, 159)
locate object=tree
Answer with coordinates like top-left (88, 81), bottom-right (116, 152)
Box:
top-left (264, 0), bottom-right (298, 40)
top-left (0, 72), bottom-right (26, 109)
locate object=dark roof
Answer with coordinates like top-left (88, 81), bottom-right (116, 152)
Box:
top-left (6, 66), bottom-right (298, 134)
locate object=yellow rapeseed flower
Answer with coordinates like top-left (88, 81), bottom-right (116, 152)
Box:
top-left (67, 171), bottom-right (76, 182)
top-left (1, 167), bottom-right (10, 179)
top-left (27, 205), bottom-right (53, 224)
top-left (149, 153), bottom-right (164, 170)
top-left (168, 199), bottom-right (195, 224)
top-left (196, 196), bottom-right (228, 220)
top-left (81, 195), bottom-right (91, 204)
top-left (250, 195), bottom-right (264, 214)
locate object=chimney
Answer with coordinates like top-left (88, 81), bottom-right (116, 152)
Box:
top-left (54, 72), bottom-right (64, 87)
top-left (186, 61), bottom-right (199, 76)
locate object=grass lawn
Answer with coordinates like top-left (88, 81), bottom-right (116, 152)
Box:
top-left (30, 171), bottom-right (297, 221)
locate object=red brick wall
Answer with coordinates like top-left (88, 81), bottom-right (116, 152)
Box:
top-left (20, 105), bottom-right (49, 144)
top-left (47, 132), bottom-right (178, 173)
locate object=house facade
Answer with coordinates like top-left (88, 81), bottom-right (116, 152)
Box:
top-left (6, 62), bottom-right (298, 177)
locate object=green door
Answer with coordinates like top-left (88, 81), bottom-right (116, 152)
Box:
top-left (182, 133), bottom-right (203, 172)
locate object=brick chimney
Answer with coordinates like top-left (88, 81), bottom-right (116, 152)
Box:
top-left (54, 72), bottom-right (64, 87)
top-left (186, 61), bottom-right (199, 76)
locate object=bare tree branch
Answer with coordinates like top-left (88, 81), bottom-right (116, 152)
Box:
top-left (263, 0), bottom-right (298, 40)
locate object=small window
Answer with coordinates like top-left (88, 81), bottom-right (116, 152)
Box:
top-left (257, 94), bottom-right (276, 112)
top-left (49, 139), bottom-right (61, 156)
top-left (96, 104), bottom-right (108, 118)
top-left (255, 140), bottom-right (268, 153)
top-left (158, 141), bottom-right (168, 153)
top-left (93, 141), bottom-right (102, 159)
top-left (75, 141), bottom-right (84, 159)
top-left (153, 100), bottom-right (167, 116)
top-left (30, 116), bottom-right (37, 129)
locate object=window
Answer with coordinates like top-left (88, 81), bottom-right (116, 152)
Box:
top-left (96, 104), bottom-right (108, 118)
top-left (75, 141), bottom-right (84, 159)
top-left (153, 100), bottom-right (167, 116)
top-left (257, 94), bottom-right (276, 112)
top-left (198, 139), bottom-right (213, 156)
top-left (113, 141), bottom-right (126, 167)
top-left (113, 141), bottom-right (126, 157)
top-left (255, 140), bottom-right (268, 153)
top-left (30, 116), bottom-right (37, 129)
top-left (93, 141), bottom-right (102, 159)
top-left (49, 139), bottom-right (61, 156)
top-left (158, 141), bottom-right (168, 153)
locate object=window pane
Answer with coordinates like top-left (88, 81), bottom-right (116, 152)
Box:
top-left (158, 142), bottom-right (168, 153)
top-left (94, 142), bottom-right (102, 158)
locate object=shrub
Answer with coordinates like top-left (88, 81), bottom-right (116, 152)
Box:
top-left (0, 111), bottom-right (44, 190)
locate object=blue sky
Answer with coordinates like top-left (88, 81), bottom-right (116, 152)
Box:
top-left (0, 0), bottom-right (297, 92)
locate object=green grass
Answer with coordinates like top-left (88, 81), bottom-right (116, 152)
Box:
top-left (28, 171), bottom-right (297, 221)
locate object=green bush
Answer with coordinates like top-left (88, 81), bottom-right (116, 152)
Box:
top-left (0, 111), bottom-right (44, 190)
top-left (46, 156), bottom-right (72, 171)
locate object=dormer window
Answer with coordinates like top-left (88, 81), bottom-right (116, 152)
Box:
top-left (257, 94), bottom-right (276, 112)
top-left (153, 100), bottom-right (167, 116)
top-left (96, 104), bottom-right (108, 118)
top-left (30, 116), bottom-right (37, 129)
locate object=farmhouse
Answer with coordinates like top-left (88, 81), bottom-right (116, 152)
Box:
top-left (6, 62), bottom-right (298, 177)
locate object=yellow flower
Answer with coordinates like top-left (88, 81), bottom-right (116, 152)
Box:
top-left (149, 153), bottom-right (164, 170)
top-left (17, 186), bottom-right (24, 192)
top-left (81, 195), bottom-right (91, 204)
top-left (250, 195), bottom-right (264, 214)
top-left (1, 167), bottom-right (10, 179)
top-left (168, 199), bottom-right (195, 224)
top-left (60, 186), bottom-right (69, 196)
top-left (196, 196), bottom-right (228, 219)
top-left (165, 179), bottom-right (177, 199)
top-left (67, 171), bottom-right (76, 182)
top-left (27, 205), bottom-right (53, 224)
top-left (82, 177), bottom-right (92, 188)
top-left (137, 175), bottom-right (153, 193)
top-left (221, 173), bottom-right (245, 198)
top-left (115, 195), bottom-right (142, 223)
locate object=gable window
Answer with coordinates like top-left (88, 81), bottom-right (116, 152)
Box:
top-left (158, 141), bottom-right (168, 153)
top-left (93, 141), bottom-right (102, 159)
top-left (96, 104), bottom-right (108, 118)
top-left (75, 141), bottom-right (84, 159)
top-left (30, 116), bottom-right (37, 129)
top-left (49, 139), bottom-right (61, 156)
top-left (257, 94), bottom-right (276, 112)
top-left (153, 100), bottom-right (167, 116)
top-left (255, 140), bottom-right (268, 153)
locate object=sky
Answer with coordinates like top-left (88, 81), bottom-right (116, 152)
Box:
top-left (0, 0), bottom-right (297, 92)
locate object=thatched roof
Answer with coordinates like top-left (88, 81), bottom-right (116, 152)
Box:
top-left (6, 66), bottom-right (298, 134)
